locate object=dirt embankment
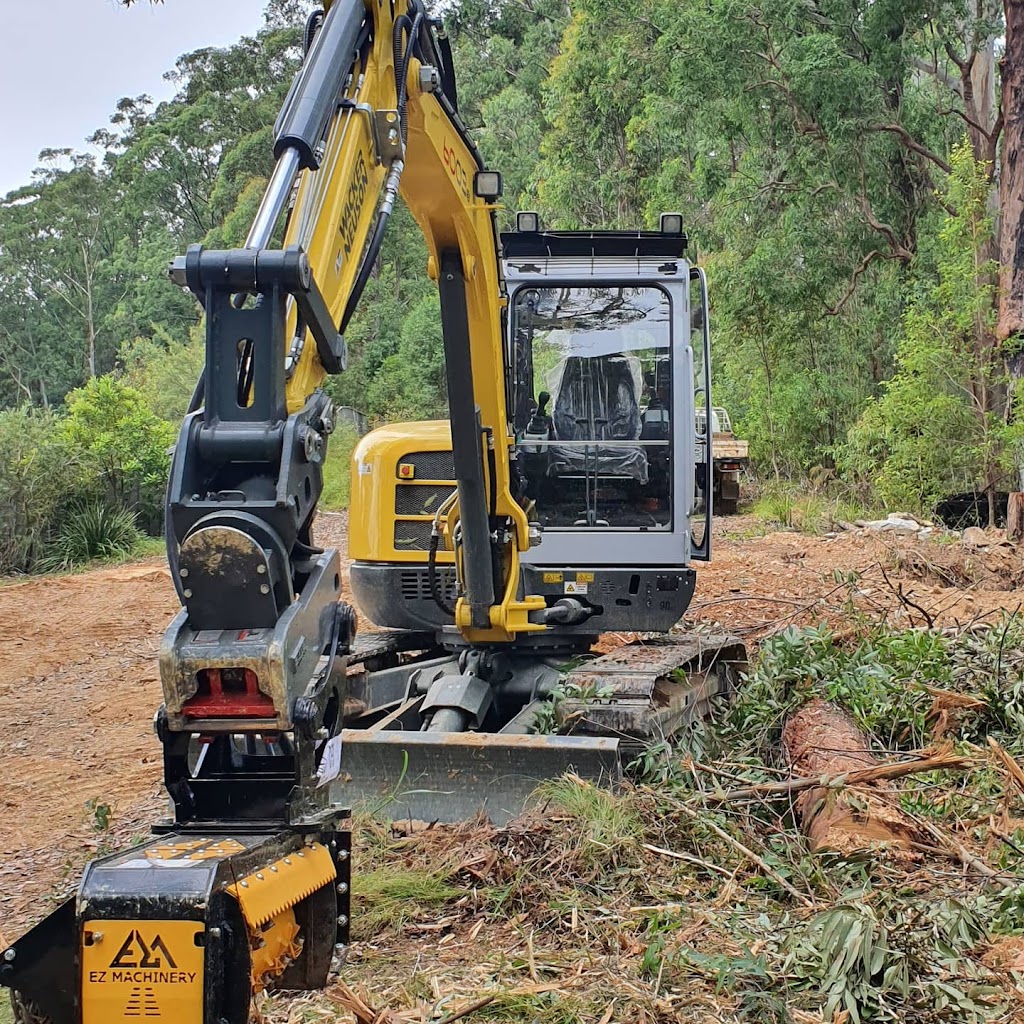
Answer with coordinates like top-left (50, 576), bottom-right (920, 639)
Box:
top-left (2, 512), bottom-right (1023, 932)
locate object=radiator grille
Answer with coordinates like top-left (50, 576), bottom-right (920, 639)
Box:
top-left (393, 521), bottom-right (435, 552)
top-left (395, 483), bottom-right (455, 517)
top-left (398, 450), bottom-right (455, 480)
top-left (399, 567), bottom-right (458, 603)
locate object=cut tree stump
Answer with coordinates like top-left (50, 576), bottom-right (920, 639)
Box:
top-left (781, 698), bottom-right (920, 859)
top-left (1007, 492), bottom-right (1024, 543)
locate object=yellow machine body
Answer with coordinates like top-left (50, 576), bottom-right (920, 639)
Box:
top-left (81, 920), bottom-right (205, 1024)
top-left (348, 420), bottom-right (455, 565)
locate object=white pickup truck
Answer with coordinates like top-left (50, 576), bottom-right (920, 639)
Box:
top-left (696, 406), bottom-right (748, 515)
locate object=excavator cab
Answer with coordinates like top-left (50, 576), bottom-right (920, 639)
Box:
top-left (349, 214), bottom-right (713, 636)
top-left (505, 218), bottom-right (712, 632)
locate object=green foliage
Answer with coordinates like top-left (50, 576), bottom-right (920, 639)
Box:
top-left (532, 775), bottom-right (643, 860)
top-left (751, 484), bottom-right (847, 535)
top-left (60, 376), bottom-right (175, 530)
top-left (41, 502), bottom-right (143, 571)
top-left (121, 326), bottom-right (204, 423)
top-left (0, 381), bottom-right (167, 573)
top-left (468, 992), bottom-right (585, 1024)
top-left (529, 678), bottom-right (614, 735)
top-left (530, 0), bottom-right (996, 477)
top-left (0, 407), bottom-right (81, 573)
top-left (847, 144), bottom-right (1018, 515)
top-left (363, 292), bottom-right (448, 421)
top-left (783, 898), bottom-right (996, 1024)
top-left (320, 425), bottom-right (361, 511)
top-left (751, 487), bottom-right (796, 530)
top-left (85, 797), bottom-right (113, 832)
top-left (728, 617), bottom-right (1024, 767)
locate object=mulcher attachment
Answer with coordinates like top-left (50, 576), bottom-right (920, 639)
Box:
top-left (1, 827), bottom-right (350, 1024)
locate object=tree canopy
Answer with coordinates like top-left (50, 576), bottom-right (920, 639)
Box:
top-left (0, 0), bottom-right (1021, 528)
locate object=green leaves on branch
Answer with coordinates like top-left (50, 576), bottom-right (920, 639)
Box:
top-left (846, 144), bottom-right (1020, 516)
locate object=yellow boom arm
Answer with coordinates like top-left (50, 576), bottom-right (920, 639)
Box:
top-left (278, 0), bottom-right (542, 641)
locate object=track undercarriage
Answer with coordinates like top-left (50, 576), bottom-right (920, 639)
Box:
top-left (337, 628), bottom-right (748, 823)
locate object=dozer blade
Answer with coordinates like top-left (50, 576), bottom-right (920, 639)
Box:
top-left (335, 729), bottom-right (622, 824)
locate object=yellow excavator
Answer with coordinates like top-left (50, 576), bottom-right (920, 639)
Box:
top-left (1, 1), bottom-right (743, 1021)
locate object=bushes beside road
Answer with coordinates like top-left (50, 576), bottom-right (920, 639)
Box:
top-left (0, 376), bottom-right (174, 574)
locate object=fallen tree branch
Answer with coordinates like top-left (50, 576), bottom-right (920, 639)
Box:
top-left (437, 995), bottom-right (497, 1024)
top-left (913, 816), bottom-right (1014, 882)
top-left (696, 750), bottom-right (971, 805)
top-left (641, 842), bottom-right (734, 878)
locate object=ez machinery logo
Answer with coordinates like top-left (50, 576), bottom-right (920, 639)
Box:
top-left (111, 930), bottom-right (178, 970)
top-left (86, 928), bottom-right (199, 987)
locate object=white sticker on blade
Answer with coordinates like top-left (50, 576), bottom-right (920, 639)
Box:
top-left (316, 735), bottom-right (343, 788)
top-left (564, 581), bottom-right (588, 595)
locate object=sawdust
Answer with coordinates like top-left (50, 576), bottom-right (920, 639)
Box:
top-left (983, 935), bottom-right (1024, 975)
top-left (1, 510), bottom-right (1023, 935)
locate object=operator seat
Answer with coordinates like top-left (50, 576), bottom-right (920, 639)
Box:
top-left (548, 354), bottom-right (649, 483)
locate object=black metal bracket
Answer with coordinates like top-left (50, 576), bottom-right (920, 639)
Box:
top-left (183, 243), bottom-right (347, 377)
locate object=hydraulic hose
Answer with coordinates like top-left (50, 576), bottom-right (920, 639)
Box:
top-left (435, 26), bottom-right (458, 112)
top-left (427, 489), bottom-right (459, 617)
top-left (339, 10), bottom-right (421, 332)
top-left (340, 160), bottom-right (403, 332)
top-left (428, 532), bottom-right (457, 618)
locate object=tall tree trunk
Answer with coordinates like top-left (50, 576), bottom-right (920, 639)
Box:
top-left (1001, 2), bottom-right (1024, 491)
top-left (83, 243), bottom-right (97, 379)
top-left (1001, 3), bottom-right (1024, 345)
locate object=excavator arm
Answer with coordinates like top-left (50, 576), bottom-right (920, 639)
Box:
top-left (254, 0), bottom-right (540, 642)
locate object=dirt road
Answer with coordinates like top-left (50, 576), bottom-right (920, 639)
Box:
top-left (2, 513), bottom-right (1021, 933)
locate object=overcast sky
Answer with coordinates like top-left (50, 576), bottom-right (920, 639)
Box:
top-left (0, 0), bottom-right (267, 196)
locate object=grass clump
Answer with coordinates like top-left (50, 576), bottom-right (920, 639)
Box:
top-left (40, 502), bottom-right (143, 571)
top-left (468, 991), bottom-right (586, 1023)
top-left (353, 867), bottom-right (462, 940)
top-left (751, 480), bottom-right (884, 535)
top-left (752, 486), bottom-right (796, 529)
top-left (321, 425), bottom-right (361, 510)
top-left (533, 775), bottom-right (644, 855)
top-left (751, 485), bottom-right (830, 534)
